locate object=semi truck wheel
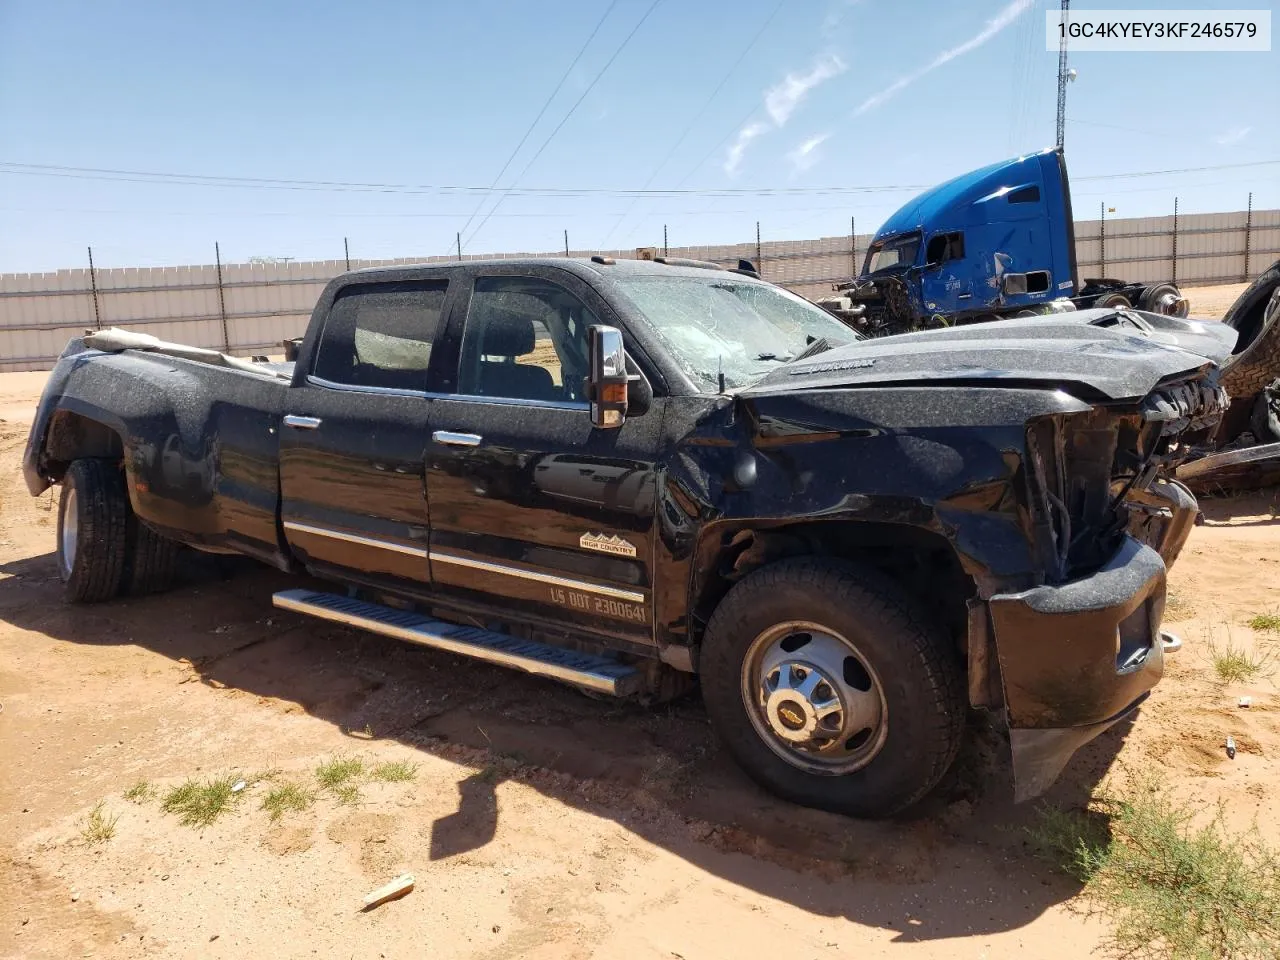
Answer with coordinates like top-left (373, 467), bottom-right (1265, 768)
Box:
top-left (1095, 292), bottom-right (1132, 309)
top-left (124, 516), bottom-right (180, 595)
top-left (57, 459), bottom-right (129, 603)
top-left (700, 557), bottom-right (965, 818)
top-left (1138, 282), bottom-right (1189, 317)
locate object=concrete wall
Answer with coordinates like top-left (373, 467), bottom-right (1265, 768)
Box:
top-left (3, 208), bottom-right (1278, 372)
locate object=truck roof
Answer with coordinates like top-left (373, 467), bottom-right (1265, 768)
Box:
top-left (348, 256), bottom-right (766, 284)
top-left (874, 147), bottom-right (1061, 241)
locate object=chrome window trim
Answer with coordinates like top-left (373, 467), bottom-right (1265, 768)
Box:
top-left (424, 391), bottom-right (589, 411)
top-left (283, 520), bottom-right (428, 558)
top-left (305, 376), bottom-right (588, 410)
top-left (307, 374), bottom-right (429, 399)
top-left (430, 551), bottom-right (645, 603)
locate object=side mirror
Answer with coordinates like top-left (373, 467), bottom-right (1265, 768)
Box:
top-left (587, 325), bottom-right (630, 429)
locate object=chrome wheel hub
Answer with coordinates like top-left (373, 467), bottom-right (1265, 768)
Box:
top-left (1152, 291), bottom-right (1190, 317)
top-left (60, 485), bottom-right (78, 579)
top-left (742, 622), bottom-right (888, 775)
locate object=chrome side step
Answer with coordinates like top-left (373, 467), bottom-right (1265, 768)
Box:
top-left (272, 588), bottom-right (643, 696)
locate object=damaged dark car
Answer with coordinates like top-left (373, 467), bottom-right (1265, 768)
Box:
top-left (23, 257), bottom-right (1228, 817)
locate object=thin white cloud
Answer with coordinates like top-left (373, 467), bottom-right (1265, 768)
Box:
top-left (723, 54), bottom-right (847, 175)
top-left (765, 54), bottom-right (846, 125)
top-left (1215, 125), bottom-right (1251, 146)
top-left (787, 133), bottom-right (831, 174)
top-left (854, 0), bottom-right (1033, 115)
top-left (724, 121), bottom-right (772, 175)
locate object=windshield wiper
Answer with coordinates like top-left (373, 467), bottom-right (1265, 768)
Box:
top-left (754, 352), bottom-right (793, 362)
top-left (784, 337), bottom-right (833, 364)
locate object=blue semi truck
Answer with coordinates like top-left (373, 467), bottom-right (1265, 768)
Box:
top-left (817, 148), bottom-right (1189, 336)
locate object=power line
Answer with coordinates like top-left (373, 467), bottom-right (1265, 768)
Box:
top-left (0, 162), bottom-right (927, 196)
top-left (595, 0), bottom-right (787, 248)
top-left (462, 0), bottom-right (664, 250)
top-left (2, 157), bottom-right (1277, 201)
top-left (452, 1), bottom-right (620, 248)
top-left (1081, 159), bottom-right (1280, 181)
top-left (3, 203), bottom-right (848, 219)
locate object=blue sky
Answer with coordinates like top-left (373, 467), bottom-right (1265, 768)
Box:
top-left (1, 0), bottom-right (1276, 272)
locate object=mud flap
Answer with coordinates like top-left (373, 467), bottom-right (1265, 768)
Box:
top-left (1008, 695), bottom-right (1148, 802)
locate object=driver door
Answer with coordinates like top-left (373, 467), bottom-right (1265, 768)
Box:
top-left (423, 271), bottom-right (664, 646)
top-left (920, 230), bottom-right (972, 316)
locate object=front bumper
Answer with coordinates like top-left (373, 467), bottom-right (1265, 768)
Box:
top-left (988, 535), bottom-right (1168, 800)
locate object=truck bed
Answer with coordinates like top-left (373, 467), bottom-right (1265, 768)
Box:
top-left (24, 335), bottom-right (292, 567)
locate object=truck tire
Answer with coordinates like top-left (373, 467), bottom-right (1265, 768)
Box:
top-left (700, 557), bottom-right (965, 819)
top-left (1223, 260), bottom-right (1280, 353)
top-left (1138, 282), bottom-right (1188, 317)
top-left (1221, 284), bottom-right (1280, 404)
top-left (56, 459), bottom-right (129, 603)
top-left (124, 516), bottom-right (180, 595)
top-left (1095, 292), bottom-right (1132, 310)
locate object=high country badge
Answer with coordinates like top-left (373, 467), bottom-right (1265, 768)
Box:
top-left (579, 532), bottom-right (637, 558)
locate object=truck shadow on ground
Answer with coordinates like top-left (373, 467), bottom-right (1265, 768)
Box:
top-left (0, 550), bottom-right (1134, 943)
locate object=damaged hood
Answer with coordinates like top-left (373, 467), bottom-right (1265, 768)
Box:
top-left (1075, 307), bottom-right (1239, 365)
top-left (747, 316), bottom-right (1217, 401)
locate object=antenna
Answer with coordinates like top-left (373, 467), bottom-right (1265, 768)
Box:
top-left (1055, 0), bottom-right (1070, 149)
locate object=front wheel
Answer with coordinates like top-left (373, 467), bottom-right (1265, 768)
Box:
top-left (700, 557), bottom-right (965, 818)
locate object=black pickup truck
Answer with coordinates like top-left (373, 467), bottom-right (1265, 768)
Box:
top-left (23, 256), bottom-right (1232, 817)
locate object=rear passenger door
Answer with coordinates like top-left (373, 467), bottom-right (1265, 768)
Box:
top-left (279, 278), bottom-right (448, 593)
top-left (423, 271), bottom-right (663, 646)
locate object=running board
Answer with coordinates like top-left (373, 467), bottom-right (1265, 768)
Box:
top-left (272, 588), bottom-right (643, 696)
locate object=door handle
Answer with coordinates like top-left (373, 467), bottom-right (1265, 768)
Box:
top-left (283, 415), bottom-right (322, 430)
top-left (432, 430), bottom-right (482, 447)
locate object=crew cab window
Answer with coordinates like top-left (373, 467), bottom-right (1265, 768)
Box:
top-left (925, 231), bottom-right (965, 265)
top-left (313, 280), bottom-right (446, 391)
top-left (457, 277), bottom-right (595, 404)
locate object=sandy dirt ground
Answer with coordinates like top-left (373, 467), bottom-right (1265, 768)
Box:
top-left (1, 283), bottom-right (1277, 960)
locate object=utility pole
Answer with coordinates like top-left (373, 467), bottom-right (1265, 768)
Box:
top-left (85, 245), bottom-right (101, 332)
top-left (1055, 0), bottom-right (1070, 149)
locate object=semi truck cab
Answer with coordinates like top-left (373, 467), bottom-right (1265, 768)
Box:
top-left (821, 148), bottom-right (1188, 335)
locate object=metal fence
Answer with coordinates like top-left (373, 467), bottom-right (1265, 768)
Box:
top-left (2, 205), bottom-right (1278, 372)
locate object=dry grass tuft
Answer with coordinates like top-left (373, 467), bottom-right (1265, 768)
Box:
top-left (1207, 636), bottom-right (1275, 684)
top-left (161, 775), bottom-right (240, 827)
top-left (261, 782), bottom-right (313, 821)
top-left (80, 801), bottom-right (118, 845)
top-left (370, 760), bottom-right (417, 783)
top-left (1031, 778), bottom-right (1280, 959)
top-left (122, 781), bottom-right (153, 803)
